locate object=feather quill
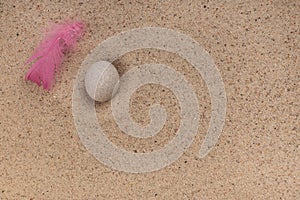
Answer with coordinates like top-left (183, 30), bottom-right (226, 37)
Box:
top-left (25, 21), bottom-right (85, 90)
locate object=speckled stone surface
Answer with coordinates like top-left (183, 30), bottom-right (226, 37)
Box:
top-left (0, 0), bottom-right (299, 199)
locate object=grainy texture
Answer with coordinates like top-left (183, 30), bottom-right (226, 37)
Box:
top-left (0, 0), bottom-right (299, 199)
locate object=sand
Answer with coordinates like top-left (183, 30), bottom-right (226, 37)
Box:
top-left (0, 0), bottom-right (299, 199)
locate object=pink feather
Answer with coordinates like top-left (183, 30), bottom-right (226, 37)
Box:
top-left (25, 21), bottom-right (85, 90)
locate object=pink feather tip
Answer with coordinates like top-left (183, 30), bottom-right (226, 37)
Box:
top-left (25, 21), bottom-right (85, 90)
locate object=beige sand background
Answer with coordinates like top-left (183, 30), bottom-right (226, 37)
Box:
top-left (0, 0), bottom-right (299, 199)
